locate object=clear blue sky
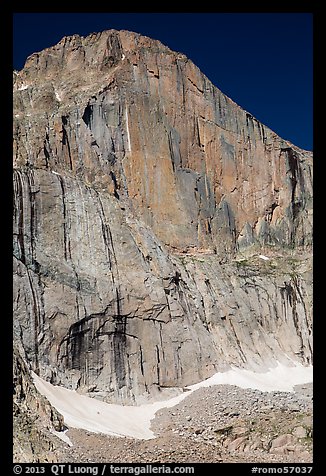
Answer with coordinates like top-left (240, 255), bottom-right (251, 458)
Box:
top-left (13, 13), bottom-right (313, 151)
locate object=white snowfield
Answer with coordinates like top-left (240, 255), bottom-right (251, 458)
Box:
top-left (32, 361), bottom-right (312, 442)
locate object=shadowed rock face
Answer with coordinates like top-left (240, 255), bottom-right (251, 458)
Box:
top-left (13, 30), bottom-right (312, 403)
top-left (13, 344), bottom-right (64, 462)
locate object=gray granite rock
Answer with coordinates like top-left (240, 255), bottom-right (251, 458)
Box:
top-left (13, 30), bottom-right (313, 405)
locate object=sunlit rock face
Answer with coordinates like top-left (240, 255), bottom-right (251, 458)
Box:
top-left (13, 30), bottom-right (312, 403)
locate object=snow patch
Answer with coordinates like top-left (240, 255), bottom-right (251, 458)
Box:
top-left (125, 105), bottom-right (131, 153)
top-left (32, 362), bottom-right (312, 441)
top-left (51, 171), bottom-right (60, 176)
top-left (54, 90), bottom-right (61, 102)
top-left (259, 254), bottom-right (270, 261)
top-left (17, 84), bottom-right (29, 91)
top-left (50, 429), bottom-right (73, 447)
top-left (188, 361), bottom-right (312, 393)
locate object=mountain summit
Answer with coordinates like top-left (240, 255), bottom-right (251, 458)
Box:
top-left (13, 30), bottom-right (312, 410)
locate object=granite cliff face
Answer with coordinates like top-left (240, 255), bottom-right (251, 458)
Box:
top-left (13, 30), bottom-right (313, 404)
top-left (13, 343), bottom-right (64, 462)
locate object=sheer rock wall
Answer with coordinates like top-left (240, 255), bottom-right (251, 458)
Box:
top-left (13, 30), bottom-right (313, 403)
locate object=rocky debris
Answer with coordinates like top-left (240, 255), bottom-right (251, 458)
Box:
top-left (153, 384), bottom-right (312, 460)
top-left (56, 383), bottom-right (312, 463)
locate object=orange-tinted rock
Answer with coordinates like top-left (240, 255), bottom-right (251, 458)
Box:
top-left (13, 30), bottom-right (312, 403)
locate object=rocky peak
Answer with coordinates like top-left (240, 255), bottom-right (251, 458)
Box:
top-left (13, 30), bottom-right (312, 404)
top-left (13, 29), bottom-right (312, 255)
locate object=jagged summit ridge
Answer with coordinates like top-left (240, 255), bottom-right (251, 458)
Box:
top-left (13, 29), bottom-right (312, 404)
